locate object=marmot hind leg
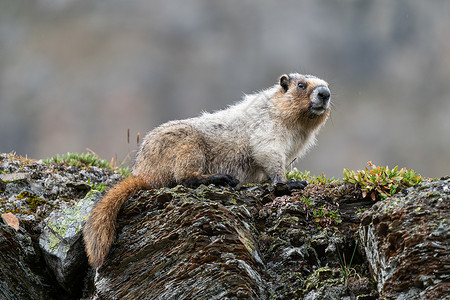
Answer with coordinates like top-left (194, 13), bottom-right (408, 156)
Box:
top-left (171, 141), bottom-right (239, 188)
top-left (181, 173), bottom-right (239, 188)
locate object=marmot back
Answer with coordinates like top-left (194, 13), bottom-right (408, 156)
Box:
top-left (83, 73), bottom-right (332, 267)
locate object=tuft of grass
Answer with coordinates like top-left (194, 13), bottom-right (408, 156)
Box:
top-left (337, 240), bottom-right (358, 285)
top-left (343, 161), bottom-right (422, 200)
top-left (43, 152), bottom-right (110, 168)
top-left (43, 152), bottom-right (130, 177)
top-left (286, 168), bottom-right (338, 185)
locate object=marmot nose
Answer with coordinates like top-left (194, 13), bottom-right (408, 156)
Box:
top-left (317, 86), bottom-right (330, 103)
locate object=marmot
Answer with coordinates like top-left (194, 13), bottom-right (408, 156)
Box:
top-left (83, 73), bottom-right (331, 267)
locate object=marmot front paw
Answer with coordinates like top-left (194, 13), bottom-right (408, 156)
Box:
top-left (271, 179), bottom-right (308, 196)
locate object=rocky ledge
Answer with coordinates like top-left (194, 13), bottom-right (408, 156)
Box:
top-left (0, 153), bottom-right (448, 299)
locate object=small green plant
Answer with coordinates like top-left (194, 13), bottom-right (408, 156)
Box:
top-left (116, 165), bottom-right (130, 177)
top-left (286, 168), bottom-right (338, 185)
top-left (300, 196), bottom-right (312, 208)
top-left (343, 161), bottom-right (422, 200)
top-left (337, 240), bottom-right (358, 284)
top-left (87, 179), bottom-right (109, 192)
top-left (312, 205), bottom-right (341, 228)
top-left (43, 152), bottom-right (130, 177)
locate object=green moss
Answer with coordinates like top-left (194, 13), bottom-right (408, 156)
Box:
top-left (426, 191), bottom-right (442, 198)
top-left (267, 237), bottom-right (290, 254)
top-left (309, 228), bottom-right (330, 244)
top-left (304, 266), bottom-right (340, 291)
top-left (16, 191), bottom-right (49, 212)
top-left (43, 152), bottom-right (130, 177)
top-left (268, 216), bottom-right (301, 233)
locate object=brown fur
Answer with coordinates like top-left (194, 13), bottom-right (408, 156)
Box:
top-left (132, 123), bottom-right (210, 186)
top-left (273, 76), bottom-right (330, 131)
top-left (83, 176), bottom-right (149, 267)
top-left (83, 124), bottom-right (231, 267)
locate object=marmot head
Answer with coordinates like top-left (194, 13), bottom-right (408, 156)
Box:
top-left (275, 73), bottom-right (331, 129)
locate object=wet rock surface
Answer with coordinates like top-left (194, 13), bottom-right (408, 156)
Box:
top-left (0, 221), bottom-right (53, 300)
top-left (95, 186), bottom-right (266, 299)
top-left (359, 177), bottom-right (450, 299)
top-left (0, 153), bottom-right (449, 299)
top-left (92, 182), bottom-right (379, 299)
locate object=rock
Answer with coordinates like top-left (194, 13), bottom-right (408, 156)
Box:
top-left (359, 178), bottom-right (450, 299)
top-left (0, 172), bottom-right (29, 182)
top-left (1, 212), bottom-right (20, 231)
top-left (1, 153), bottom-right (448, 299)
top-left (90, 183), bottom-right (377, 299)
top-left (39, 190), bottom-right (101, 294)
top-left (0, 153), bottom-right (123, 298)
top-left (0, 179), bottom-right (6, 193)
top-left (93, 186), bottom-right (267, 299)
top-left (0, 221), bottom-right (53, 300)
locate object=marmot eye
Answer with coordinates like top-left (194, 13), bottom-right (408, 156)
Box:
top-left (297, 82), bottom-right (306, 90)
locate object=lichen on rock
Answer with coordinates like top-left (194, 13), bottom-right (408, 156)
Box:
top-left (39, 190), bottom-right (102, 293)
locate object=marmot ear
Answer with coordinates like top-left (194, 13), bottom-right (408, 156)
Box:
top-left (280, 74), bottom-right (290, 92)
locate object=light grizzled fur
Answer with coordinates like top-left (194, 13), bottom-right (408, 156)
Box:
top-left (133, 73), bottom-right (330, 186)
top-left (84, 73), bottom-right (331, 267)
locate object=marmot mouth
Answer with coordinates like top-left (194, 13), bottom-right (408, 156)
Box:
top-left (309, 105), bottom-right (328, 116)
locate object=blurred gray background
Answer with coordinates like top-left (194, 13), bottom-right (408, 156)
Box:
top-left (1, 0), bottom-right (449, 178)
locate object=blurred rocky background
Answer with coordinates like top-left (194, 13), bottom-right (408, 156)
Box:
top-left (1, 0), bottom-right (449, 178)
